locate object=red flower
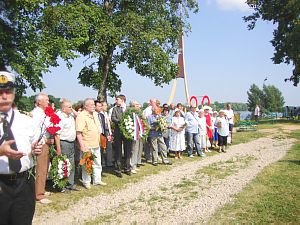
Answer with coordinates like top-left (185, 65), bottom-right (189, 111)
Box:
top-left (47, 126), bottom-right (61, 135)
top-left (50, 114), bottom-right (61, 125)
top-left (45, 106), bottom-right (55, 117)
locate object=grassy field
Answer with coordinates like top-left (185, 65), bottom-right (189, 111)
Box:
top-left (208, 129), bottom-right (300, 224)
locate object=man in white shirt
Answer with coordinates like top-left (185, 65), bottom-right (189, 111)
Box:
top-left (225, 104), bottom-right (234, 144)
top-left (0, 71), bottom-right (43, 225)
top-left (185, 106), bottom-right (205, 157)
top-left (254, 104), bottom-right (260, 122)
top-left (31, 92), bottom-right (53, 204)
top-left (55, 99), bottom-right (80, 191)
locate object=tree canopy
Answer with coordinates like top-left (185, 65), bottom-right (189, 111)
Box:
top-left (244, 0), bottom-right (300, 86)
top-left (247, 83), bottom-right (285, 114)
top-left (1, 0), bottom-right (199, 101)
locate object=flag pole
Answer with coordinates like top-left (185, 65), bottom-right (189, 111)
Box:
top-left (167, 79), bottom-right (177, 105)
top-left (167, 1), bottom-right (190, 106)
top-left (182, 35), bottom-right (190, 106)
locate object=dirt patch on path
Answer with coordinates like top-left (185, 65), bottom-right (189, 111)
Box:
top-left (33, 125), bottom-right (298, 224)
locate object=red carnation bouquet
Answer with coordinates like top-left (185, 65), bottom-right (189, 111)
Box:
top-left (37, 106), bottom-right (61, 142)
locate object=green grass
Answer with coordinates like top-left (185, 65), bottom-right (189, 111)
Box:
top-left (196, 156), bottom-right (257, 179)
top-left (208, 129), bottom-right (300, 224)
top-left (232, 130), bottom-right (266, 145)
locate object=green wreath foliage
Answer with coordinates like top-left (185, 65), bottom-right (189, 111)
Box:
top-left (49, 155), bottom-right (72, 189)
top-left (120, 108), bottom-right (150, 141)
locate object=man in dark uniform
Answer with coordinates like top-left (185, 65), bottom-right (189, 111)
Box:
top-left (0, 71), bottom-right (43, 225)
top-left (111, 94), bottom-right (132, 177)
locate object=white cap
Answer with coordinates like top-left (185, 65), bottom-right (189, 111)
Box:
top-left (0, 71), bottom-right (16, 89)
top-left (203, 105), bottom-right (212, 111)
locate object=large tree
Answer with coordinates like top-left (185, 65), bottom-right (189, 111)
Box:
top-left (2, 0), bottom-right (198, 101)
top-left (247, 83), bottom-right (285, 114)
top-left (247, 84), bottom-right (264, 112)
top-left (244, 0), bottom-right (300, 86)
top-left (40, 0), bottom-right (199, 101)
top-left (262, 84), bottom-right (285, 113)
top-left (0, 0), bottom-right (57, 95)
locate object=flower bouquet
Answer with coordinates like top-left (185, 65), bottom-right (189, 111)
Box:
top-left (49, 155), bottom-right (72, 189)
top-left (38, 106), bottom-right (61, 141)
top-left (156, 117), bottom-right (168, 132)
top-left (28, 106), bottom-right (61, 179)
top-left (80, 151), bottom-right (97, 175)
top-left (120, 108), bottom-right (149, 141)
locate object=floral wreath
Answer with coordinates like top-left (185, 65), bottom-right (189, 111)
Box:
top-left (49, 155), bottom-right (72, 189)
top-left (80, 151), bottom-right (97, 175)
top-left (119, 108), bottom-right (150, 141)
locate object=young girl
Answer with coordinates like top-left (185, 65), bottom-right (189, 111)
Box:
top-left (215, 110), bottom-right (229, 153)
top-left (198, 109), bottom-right (207, 153)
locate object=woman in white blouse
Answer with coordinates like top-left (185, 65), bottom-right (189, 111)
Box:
top-left (169, 109), bottom-right (186, 159)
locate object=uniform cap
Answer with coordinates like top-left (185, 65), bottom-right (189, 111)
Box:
top-left (0, 71), bottom-right (16, 89)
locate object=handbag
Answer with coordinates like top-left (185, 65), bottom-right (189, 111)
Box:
top-left (100, 134), bottom-right (107, 149)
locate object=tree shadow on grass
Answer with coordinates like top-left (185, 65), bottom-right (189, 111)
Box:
top-left (279, 160), bottom-right (300, 165)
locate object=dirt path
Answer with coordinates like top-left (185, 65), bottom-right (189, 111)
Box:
top-left (33, 125), bottom-right (298, 224)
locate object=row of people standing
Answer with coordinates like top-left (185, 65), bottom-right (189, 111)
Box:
top-left (161, 103), bottom-right (234, 156)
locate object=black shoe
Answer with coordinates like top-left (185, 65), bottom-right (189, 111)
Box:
top-left (115, 172), bottom-right (122, 178)
top-left (125, 171), bottom-right (132, 176)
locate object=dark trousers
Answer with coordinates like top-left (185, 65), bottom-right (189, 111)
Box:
top-left (0, 175), bottom-right (35, 225)
top-left (218, 134), bottom-right (228, 146)
top-left (113, 132), bottom-right (132, 173)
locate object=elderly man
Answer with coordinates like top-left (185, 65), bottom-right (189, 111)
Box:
top-left (76, 98), bottom-right (106, 189)
top-left (55, 99), bottom-right (80, 191)
top-left (129, 100), bottom-right (144, 173)
top-left (31, 92), bottom-right (53, 204)
top-left (0, 71), bottom-right (43, 225)
top-left (147, 107), bottom-right (172, 166)
top-left (185, 106), bottom-right (205, 157)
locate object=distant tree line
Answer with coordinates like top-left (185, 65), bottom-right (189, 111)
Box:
top-left (247, 84), bottom-right (285, 114)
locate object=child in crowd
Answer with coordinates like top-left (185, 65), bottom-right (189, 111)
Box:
top-left (215, 110), bottom-right (229, 153)
top-left (198, 109), bottom-right (207, 153)
top-left (211, 111), bottom-right (218, 147)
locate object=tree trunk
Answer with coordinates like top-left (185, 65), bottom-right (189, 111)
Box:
top-left (97, 46), bottom-right (115, 101)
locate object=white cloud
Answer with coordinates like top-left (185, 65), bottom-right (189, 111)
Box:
top-left (216, 0), bottom-right (251, 12)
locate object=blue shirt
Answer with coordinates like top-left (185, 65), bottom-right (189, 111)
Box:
top-left (147, 114), bottom-right (163, 138)
top-left (185, 111), bottom-right (200, 134)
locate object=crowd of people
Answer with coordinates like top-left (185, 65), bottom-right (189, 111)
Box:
top-left (0, 71), bottom-right (235, 224)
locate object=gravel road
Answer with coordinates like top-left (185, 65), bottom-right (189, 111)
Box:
top-left (33, 125), bottom-right (298, 224)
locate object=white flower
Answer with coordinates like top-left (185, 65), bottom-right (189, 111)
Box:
top-left (59, 174), bottom-right (64, 179)
top-left (58, 168), bottom-right (63, 174)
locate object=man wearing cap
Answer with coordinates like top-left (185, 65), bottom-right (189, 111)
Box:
top-left (0, 71), bottom-right (43, 225)
top-left (185, 106), bottom-right (205, 157)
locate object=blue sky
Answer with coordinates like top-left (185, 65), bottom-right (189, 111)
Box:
top-left (28, 0), bottom-right (299, 106)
